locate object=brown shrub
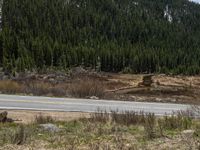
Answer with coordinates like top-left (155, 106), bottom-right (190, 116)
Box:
top-left (23, 81), bottom-right (51, 96)
top-left (35, 114), bottom-right (55, 124)
top-left (143, 113), bottom-right (156, 139)
top-left (90, 110), bottom-right (110, 123)
top-left (50, 86), bottom-right (67, 97)
top-left (69, 78), bottom-right (105, 98)
top-left (111, 111), bottom-right (145, 126)
top-left (0, 79), bottom-right (68, 97)
top-left (0, 80), bottom-right (22, 94)
top-left (12, 125), bottom-right (28, 145)
top-left (158, 113), bottom-right (192, 130)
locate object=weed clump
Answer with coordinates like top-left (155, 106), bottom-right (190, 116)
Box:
top-left (143, 113), bottom-right (156, 139)
top-left (0, 80), bottom-right (22, 94)
top-left (35, 114), bottom-right (55, 124)
top-left (69, 78), bottom-right (105, 98)
top-left (90, 110), bottom-right (109, 123)
top-left (111, 111), bottom-right (145, 126)
top-left (12, 125), bottom-right (28, 145)
top-left (158, 113), bottom-right (192, 131)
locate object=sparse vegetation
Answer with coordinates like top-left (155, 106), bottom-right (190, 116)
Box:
top-left (0, 79), bottom-right (68, 97)
top-left (0, 75), bottom-right (106, 99)
top-left (0, 73), bottom-right (200, 105)
top-left (144, 113), bottom-right (156, 139)
top-left (35, 114), bottom-right (55, 124)
top-left (0, 80), bottom-right (22, 94)
top-left (0, 110), bottom-right (199, 149)
top-left (111, 111), bottom-right (145, 126)
top-left (158, 114), bottom-right (192, 131)
top-left (69, 78), bottom-right (105, 98)
top-left (12, 125), bottom-right (28, 145)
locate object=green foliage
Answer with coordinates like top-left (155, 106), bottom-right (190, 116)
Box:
top-left (1, 0), bottom-right (200, 74)
top-left (158, 114), bottom-right (192, 130)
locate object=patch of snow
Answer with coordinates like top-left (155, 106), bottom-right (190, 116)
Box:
top-left (164, 5), bottom-right (173, 23)
top-left (133, 2), bottom-right (139, 5)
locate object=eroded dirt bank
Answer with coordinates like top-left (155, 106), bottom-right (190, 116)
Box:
top-left (0, 70), bottom-right (200, 104)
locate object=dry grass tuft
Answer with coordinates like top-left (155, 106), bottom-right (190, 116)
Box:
top-left (90, 110), bottom-right (110, 123)
top-left (24, 82), bottom-right (52, 96)
top-left (111, 111), bottom-right (145, 126)
top-left (158, 113), bottom-right (192, 130)
top-left (69, 78), bottom-right (105, 98)
top-left (144, 113), bottom-right (156, 139)
top-left (12, 125), bottom-right (28, 145)
top-left (35, 114), bottom-right (55, 124)
top-left (0, 80), bottom-right (22, 94)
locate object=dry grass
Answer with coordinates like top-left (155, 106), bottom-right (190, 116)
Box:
top-left (35, 114), bottom-right (55, 124)
top-left (24, 81), bottom-right (67, 97)
top-left (0, 73), bottom-right (200, 104)
top-left (69, 78), bottom-right (105, 98)
top-left (144, 113), bottom-right (156, 139)
top-left (0, 80), bottom-right (22, 94)
top-left (12, 125), bottom-right (28, 145)
top-left (111, 111), bottom-right (146, 126)
top-left (24, 82), bottom-right (52, 96)
top-left (0, 76), bottom-right (105, 99)
top-left (158, 113), bottom-right (192, 130)
top-left (0, 110), bottom-right (199, 149)
top-left (0, 124), bottom-right (32, 146)
top-left (90, 110), bottom-right (110, 123)
top-left (0, 80), bottom-right (68, 97)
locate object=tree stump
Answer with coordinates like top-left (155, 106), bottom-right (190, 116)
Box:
top-left (0, 111), bottom-right (8, 123)
top-left (139, 75), bottom-right (154, 87)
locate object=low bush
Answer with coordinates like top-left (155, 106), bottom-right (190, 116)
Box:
top-left (24, 82), bottom-right (51, 96)
top-left (111, 111), bottom-right (145, 126)
top-left (69, 78), bottom-right (105, 98)
top-left (0, 80), bottom-right (22, 94)
top-left (35, 114), bottom-right (55, 124)
top-left (12, 125), bottom-right (28, 145)
top-left (158, 113), bottom-right (192, 130)
top-left (90, 110), bottom-right (110, 123)
top-left (143, 113), bottom-right (156, 139)
top-left (0, 125), bottom-right (31, 146)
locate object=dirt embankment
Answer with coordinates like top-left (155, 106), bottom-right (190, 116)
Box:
top-left (0, 69), bottom-right (200, 104)
top-left (105, 74), bottom-right (200, 104)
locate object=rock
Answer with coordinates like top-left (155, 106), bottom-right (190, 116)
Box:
top-left (90, 96), bottom-right (99, 100)
top-left (39, 123), bottom-right (60, 133)
top-left (130, 96), bottom-right (137, 100)
top-left (155, 98), bottom-right (162, 102)
top-left (71, 67), bottom-right (87, 75)
top-left (171, 99), bottom-right (177, 102)
top-left (182, 130), bottom-right (195, 137)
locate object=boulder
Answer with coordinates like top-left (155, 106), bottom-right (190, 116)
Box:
top-left (182, 130), bottom-right (195, 137)
top-left (39, 123), bottom-right (60, 133)
top-left (90, 96), bottom-right (99, 100)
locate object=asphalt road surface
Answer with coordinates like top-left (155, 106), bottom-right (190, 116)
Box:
top-left (0, 94), bottom-right (192, 116)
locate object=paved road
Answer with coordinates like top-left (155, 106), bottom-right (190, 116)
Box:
top-left (0, 94), bottom-right (191, 116)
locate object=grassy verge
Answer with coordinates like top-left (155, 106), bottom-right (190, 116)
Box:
top-left (0, 111), bottom-right (199, 149)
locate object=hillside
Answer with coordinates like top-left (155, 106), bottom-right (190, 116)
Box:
top-left (0, 0), bottom-right (200, 74)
